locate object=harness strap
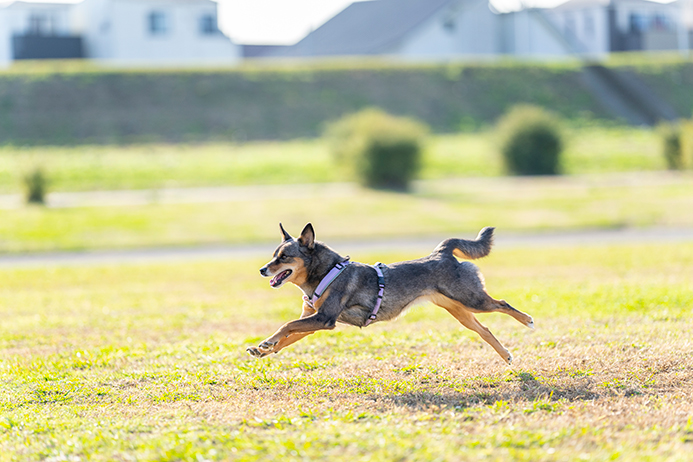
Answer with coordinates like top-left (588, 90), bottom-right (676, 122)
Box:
top-left (302, 259), bottom-right (351, 308)
top-left (301, 259), bottom-right (386, 328)
top-left (364, 262), bottom-right (385, 326)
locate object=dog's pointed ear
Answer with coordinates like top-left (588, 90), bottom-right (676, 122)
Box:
top-left (298, 223), bottom-right (315, 250)
top-left (279, 223), bottom-right (292, 242)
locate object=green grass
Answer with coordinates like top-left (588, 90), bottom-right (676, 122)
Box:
top-left (0, 140), bottom-right (332, 193)
top-left (0, 126), bottom-right (666, 193)
top-left (0, 57), bottom-right (581, 76)
top-left (1, 243), bottom-right (692, 460)
top-left (0, 170), bottom-right (691, 253)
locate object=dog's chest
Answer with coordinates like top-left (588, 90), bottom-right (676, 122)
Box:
top-left (336, 305), bottom-right (370, 327)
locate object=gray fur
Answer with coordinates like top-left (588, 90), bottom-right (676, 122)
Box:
top-left (279, 226), bottom-right (498, 327)
top-left (252, 224), bottom-right (534, 363)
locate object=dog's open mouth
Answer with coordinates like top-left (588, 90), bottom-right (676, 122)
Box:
top-left (270, 270), bottom-right (292, 287)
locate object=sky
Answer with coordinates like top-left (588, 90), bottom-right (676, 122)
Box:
top-left (218, 0), bottom-right (358, 45)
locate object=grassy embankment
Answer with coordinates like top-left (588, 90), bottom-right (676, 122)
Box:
top-left (0, 59), bottom-right (604, 144)
top-left (2, 54), bottom-right (692, 145)
top-left (1, 243), bottom-right (692, 460)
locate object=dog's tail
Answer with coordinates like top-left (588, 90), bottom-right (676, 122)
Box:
top-left (434, 227), bottom-right (495, 260)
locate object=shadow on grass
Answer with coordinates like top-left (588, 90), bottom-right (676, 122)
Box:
top-left (384, 371), bottom-right (608, 409)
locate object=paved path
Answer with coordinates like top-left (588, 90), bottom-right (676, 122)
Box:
top-left (0, 183), bottom-right (357, 210)
top-left (2, 172), bottom-right (691, 210)
top-left (2, 227), bottom-right (693, 269)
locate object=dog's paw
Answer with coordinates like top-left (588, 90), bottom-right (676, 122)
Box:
top-left (246, 347), bottom-right (268, 358)
top-left (526, 317), bottom-right (535, 329)
top-left (258, 340), bottom-right (277, 353)
top-left (506, 352), bottom-right (513, 365)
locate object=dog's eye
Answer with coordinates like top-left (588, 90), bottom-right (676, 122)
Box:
top-left (279, 255), bottom-right (288, 262)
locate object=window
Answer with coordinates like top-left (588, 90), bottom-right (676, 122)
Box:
top-left (148, 11), bottom-right (168, 35)
top-left (442, 17), bottom-right (456, 34)
top-left (28, 14), bottom-right (53, 35)
top-left (199, 14), bottom-right (218, 35)
top-left (629, 13), bottom-right (648, 33)
top-left (652, 14), bottom-right (671, 31)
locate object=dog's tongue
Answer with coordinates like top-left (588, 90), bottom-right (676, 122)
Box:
top-left (270, 270), bottom-right (289, 287)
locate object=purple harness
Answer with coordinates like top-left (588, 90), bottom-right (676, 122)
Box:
top-left (302, 259), bottom-right (385, 326)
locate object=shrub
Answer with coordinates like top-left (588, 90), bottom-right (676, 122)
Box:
top-left (23, 167), bottom-right (48, 205)
top-left (680, 119), bottom-right (693, 170)
top-left (496, 105), bottom-right (563, 175)
top-left (325, 108), bottom-right (428, 190)
top-left (657, 122), bottom-right (683, 170)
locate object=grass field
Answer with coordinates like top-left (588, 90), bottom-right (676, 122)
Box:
top-left (1, 170), bottom-right (691, 254)
top-left (1, 242), bottom-right (692, 461)
top-left (0, 125), bottom-right (664, 194)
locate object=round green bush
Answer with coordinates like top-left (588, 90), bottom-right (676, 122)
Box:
top-left (496, 105), bottom-right (563, 175)
top-left (325, 108), bottom-right (428, 190)
top-left (23, 167), bottom-right (48, 205)
top-left (657, 121), bottom-right (683, 170)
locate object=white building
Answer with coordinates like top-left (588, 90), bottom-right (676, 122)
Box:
top-left (0, 0), bottom-right (240, 67)
top-left (497, 8), bottom-right (577, 58)
top-left (252, 0), bottom-right (690, 61)
top-left (546, 0), bottom-right (685, 56)
top-left (0, 1), bottom-right (78, 65)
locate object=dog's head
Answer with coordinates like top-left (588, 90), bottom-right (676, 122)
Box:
top-left (259, 223), bottom-right (315, 288)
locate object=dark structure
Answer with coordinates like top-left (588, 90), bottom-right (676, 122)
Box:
top-left (12, 35), bottom-right (84, 60)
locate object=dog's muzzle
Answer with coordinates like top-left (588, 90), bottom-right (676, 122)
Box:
top-left (259, 266), bottom-right (269, 277)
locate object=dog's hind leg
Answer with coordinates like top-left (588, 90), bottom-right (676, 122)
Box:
top-left (464, 296), bottom-right (534, 329)
top-left (431, 294), bottom-right (514, 364)
top-left (441, 261), bottom-right (534, 328)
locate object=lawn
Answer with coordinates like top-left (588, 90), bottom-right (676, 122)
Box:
top-left (0, 125), bottom-right (665, 194)
top-left (1, 242), bottom-right (692, 460)
top-left (1, 170), bottom-right (692, 253)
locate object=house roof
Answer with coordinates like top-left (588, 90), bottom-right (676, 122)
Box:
top-left (242, 44), bottom-right (291, 58)
top-left (275, 0), bottom-right (458, 57)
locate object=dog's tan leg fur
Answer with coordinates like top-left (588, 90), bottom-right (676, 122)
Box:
top-left (468, 297), bottom-right (534, 329)
top-left (255, 302), bottom-right (330, 355)
top-left (431, 294), bottom-right (513, 364)
top-left (267, 303), bottom-right (317, 354)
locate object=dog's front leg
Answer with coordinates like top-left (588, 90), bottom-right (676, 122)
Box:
top-left (268, 302), bottom-right (318, 354)
top-left (248, 290), bottom-right (343, 358)
top-left (247, 302), bottom-right (317, 358)
top-left (257, 313), bottom-right (335, 353)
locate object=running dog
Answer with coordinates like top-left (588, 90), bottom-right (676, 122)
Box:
top-left (247, 223), bottom-right (534, 364)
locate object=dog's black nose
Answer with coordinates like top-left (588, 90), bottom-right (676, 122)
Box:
top-left (260, 267), bottom-right (268, 276)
